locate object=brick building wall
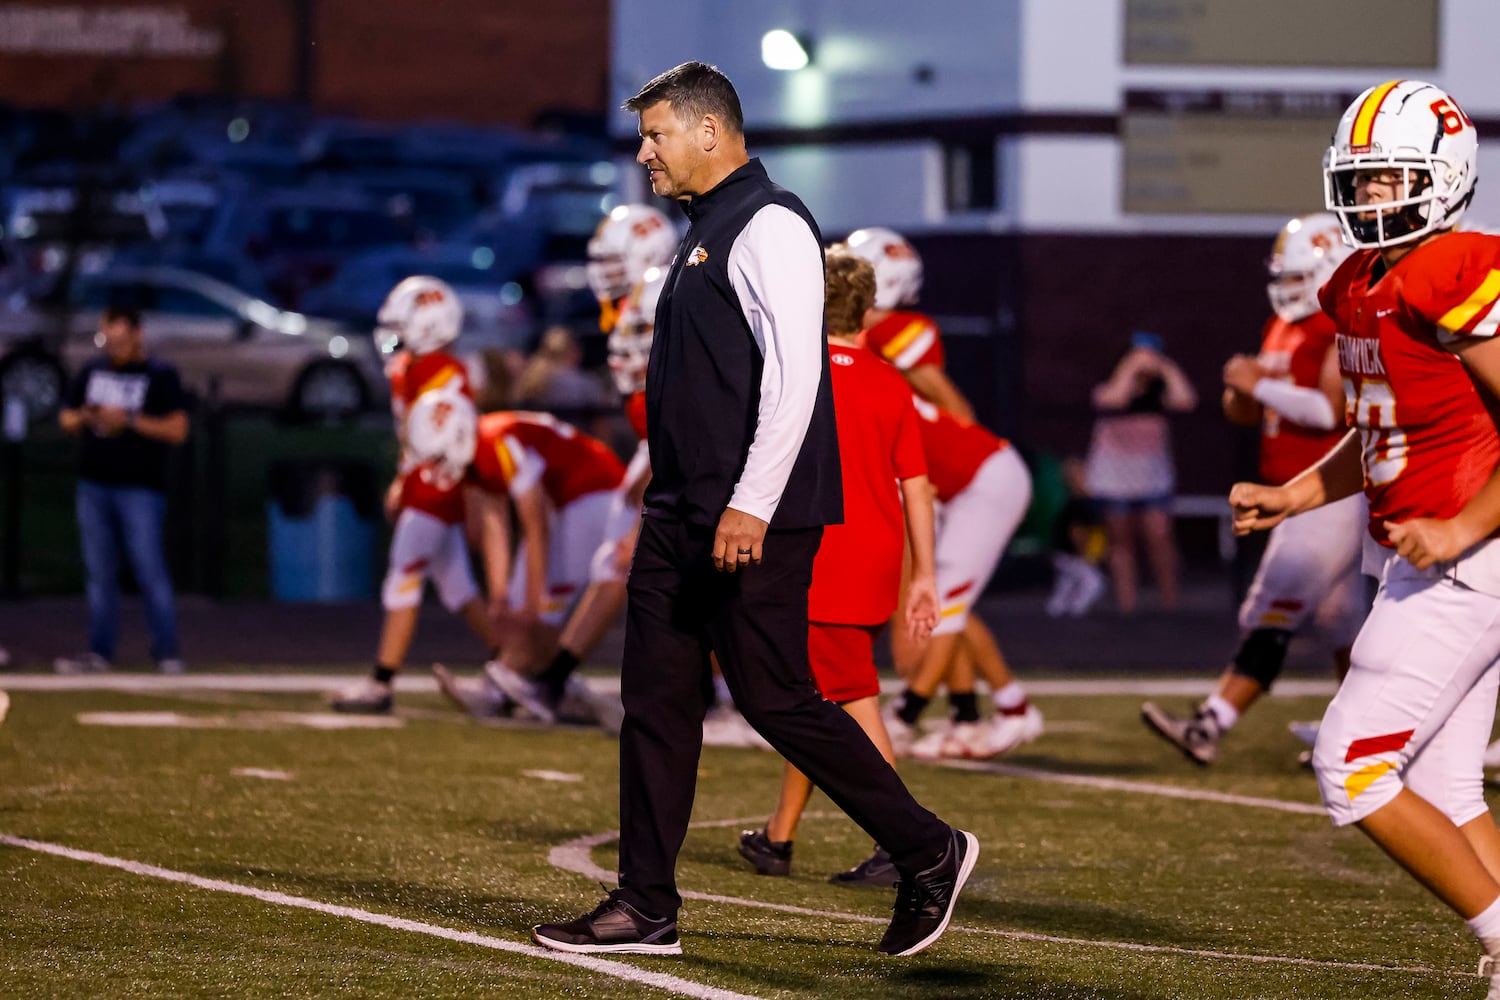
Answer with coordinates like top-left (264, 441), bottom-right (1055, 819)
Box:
top-left (0, 0), bottom-right (610, 126)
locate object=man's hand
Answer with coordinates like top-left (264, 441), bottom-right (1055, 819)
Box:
top-left (713, 507), bottom-right (769, 573)
top-left (1223, 355), bottom-right (1268, 395)
top-left (383, 480), bottom-right (404, 523)
top-left (1229, 481), bottom-right (1296, 536)
top-left (904, 573), bottom-right (939, 642)
top-left (89, 405), bottom-right (131, 437)
top-left (1386, 517), bottom-right (1471, 570)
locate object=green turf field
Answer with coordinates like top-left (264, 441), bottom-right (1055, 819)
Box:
top-left (0, 681), bottom-right (1487, 999)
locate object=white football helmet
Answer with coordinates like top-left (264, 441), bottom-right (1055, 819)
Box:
top-left (1323, 80), bottom-right (1479, 249)
top-left (608, 267), bottom-right (663, 396)
top-left (1266, 213), bottom-right (1352, 323)
top-left (376, 276), bottom-right (463, 356)
top-left (586, 204), bottom-right (676, 303)
top-left (843, 226), bottom-right (923, 309)
top-left (405, 388), bottom-right (477, 490)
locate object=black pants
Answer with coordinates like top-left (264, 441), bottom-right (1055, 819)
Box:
top-left (616, 515), bottom-right (951, 918)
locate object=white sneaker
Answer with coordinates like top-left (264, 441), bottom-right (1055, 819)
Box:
top-left (486, 660), bottom-right (559, 724)
top-left (881, 700), bottom-right (917, 757)
top-left (1066, 565), bottom-right (1107, 616)
top-left (328, 677), bottom-right (393, 714)
top-left (0, 690), bottom-right (9, 727)
top-left (432, 663), bottom-right (508, 718)
top-left (54, 652), bottom-right (110, 675)
top-left (561, 677), bottom-right (625, 736)
top-left (157, 658), bottom-right (187, 675)
top-left (988, 704), bottom-right (1045, 755)
top-left (1288, 720), bottom-right (1320, 748)
top-left (912, 721), bottom-right (994, 760)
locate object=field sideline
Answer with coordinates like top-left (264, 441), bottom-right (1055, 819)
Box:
top-left (0, 674), bottom-right (1489, 999)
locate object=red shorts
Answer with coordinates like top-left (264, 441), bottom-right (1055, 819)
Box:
top-left (807, 622), bottom-right (882, 703)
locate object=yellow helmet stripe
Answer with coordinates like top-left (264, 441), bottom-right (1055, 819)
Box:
top-left (1350, 80), bottom-right (1401, 150)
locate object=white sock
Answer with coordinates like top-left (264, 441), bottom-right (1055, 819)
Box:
top-left (713, 673), bottom-right (733, 706)
top-left (993, 682), bottom-right (1027, 712)
top-left (1203, 695), bottom-right (1239, 731)
top-left (1467, 894), bottom-right (1500, 954)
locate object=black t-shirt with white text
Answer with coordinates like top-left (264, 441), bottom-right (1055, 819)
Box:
top-left (66, 357), bottom-right (186, 491)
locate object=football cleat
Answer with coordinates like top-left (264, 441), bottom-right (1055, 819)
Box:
top-left (1287, 720), bottom-right (1320, 748)
top-left (486, 660), bottom-right (559, 724)
top-left (432, 663), bottom-right (508, 719)
top-left (1141, 702), bottom-right (1222, 766)
top-left (737, 828), bottom-right (793, 876)
top-left (988, 704), bottom-right (1044, 755)
top-left (329, 677), bottom-right (393, 714)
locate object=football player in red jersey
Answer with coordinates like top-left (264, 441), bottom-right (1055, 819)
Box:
top-left (735, 250), bottom-right (938, 885)
top-left (879, 395), bottom-right (1037, 760)
top-left (845, 227), bottom-right (974, 422)
top-left (1230, 81), bottom-right (1500, 990)
top-left (842, 226), bottom-right (1043, 758)
top-left (1142, 213), bottom-right (1367, 765)
top-left (330, 277), bottom-right (496, 715)
top-left (429, 406), bottom-right (627, 724)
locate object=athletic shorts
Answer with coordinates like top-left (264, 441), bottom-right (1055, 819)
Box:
top-left (807, 622), bottom-right (882, 703)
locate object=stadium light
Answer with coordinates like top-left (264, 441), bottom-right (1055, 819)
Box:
top-left (761, 29), bottom-right (812, 71)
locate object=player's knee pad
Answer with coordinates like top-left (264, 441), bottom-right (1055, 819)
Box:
top-left (1229, 628), bottom-right (1292, 690)
top-left (381, 565), bottom-right (426, 612)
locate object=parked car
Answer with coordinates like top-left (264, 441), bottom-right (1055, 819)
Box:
top-left (1, 186), bottom-right (168, 299)
top-left (202, 188), bottom-right (416, 308)
top-left (0, 266), bottom-right (386, 421)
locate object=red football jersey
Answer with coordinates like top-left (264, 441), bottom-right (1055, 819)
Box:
top-left (1320, 231), bottom-right (1500, 545)
top-left (388, 350), bottom-right (472, 524)
top-left (624, 390), bottom-right (648, 441)
top-left (911, 395), bottom-right (1007, 502)
top-left (1257, 311), bottom-right (1344, 485)
top-left (472, 411), bottom-right (625, 508)
top-left (809, 345), bottom-right (928, 625)
top-left (858, 310), bottom-right (945, 372)
top-left (386, 350), bottom-right (471, 420)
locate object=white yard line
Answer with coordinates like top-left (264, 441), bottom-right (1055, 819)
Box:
top-left (0, 833), bottom-right (766, 1000)
top-left (937, 759), bottom-right (1328, 815)
top-left (550, 817), bottom-right (1460, 979)
top-left (0, 673), bottom-right (1339, 698)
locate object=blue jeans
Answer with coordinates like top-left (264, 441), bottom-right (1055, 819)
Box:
top-left (76, 479), bottom-right (180, 662)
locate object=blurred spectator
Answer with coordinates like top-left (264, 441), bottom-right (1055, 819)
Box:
top-left (54, 304), bottom-right (189, 674)
top-left (515, 325), bottom-right (611, 417)
top-left (1084, 331), bottom-right (1197, 614)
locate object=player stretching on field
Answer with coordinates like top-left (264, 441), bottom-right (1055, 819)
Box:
top-left (1142, 213), bottom-right (1366, 765)
top-left (1231, 80), bottom-right (1500, 994)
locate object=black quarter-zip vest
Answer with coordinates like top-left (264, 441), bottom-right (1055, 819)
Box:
top-left (643, 158), bottom-right (843, 530)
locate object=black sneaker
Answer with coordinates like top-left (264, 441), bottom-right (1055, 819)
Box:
top-left (532, 894), bottom-right (681, 955)
top-left (737, 828), bottom-right (793, 876)
top-left (878, 828), bottom-right (979, 957)
top-left (830, 847), bottom-right (898, 887)
top-left (1140, 701), bottom-right (1221, 766)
